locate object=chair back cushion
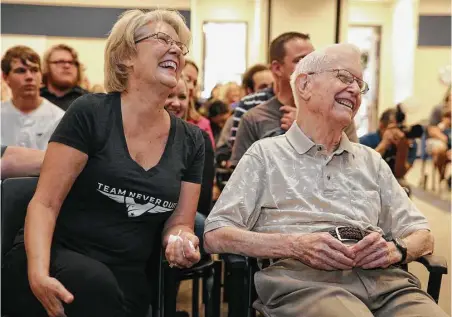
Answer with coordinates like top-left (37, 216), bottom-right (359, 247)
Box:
top-left (1, 177), bottom-right (38, 258)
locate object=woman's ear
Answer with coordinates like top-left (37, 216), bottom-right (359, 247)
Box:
top-left (295, 74), bottom-right (311, 101)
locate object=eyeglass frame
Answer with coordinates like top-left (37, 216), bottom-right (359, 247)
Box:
top-left (307, 68), bottom-right (369, 94)
top-left (134, 32), bottom-right (189, 56)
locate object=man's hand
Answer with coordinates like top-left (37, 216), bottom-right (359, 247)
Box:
top-left (382, 124), bottom-right (404, 146)
top-left (292, 232), bottom-right (356, 270)
top-left (280, 105), bottom-right (297, 131)
top-left (350, 232), bottom-right (402, 269)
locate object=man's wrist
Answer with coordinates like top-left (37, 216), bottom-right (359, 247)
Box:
top-left (389, 241), bottom-right (403, 265)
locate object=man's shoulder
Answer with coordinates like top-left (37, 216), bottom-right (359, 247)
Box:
top-left (41, 99), bottom-right (66, 118)
top-left (245, 133), bottom-right (288, 158)
top-left (1, 100), bottom-right (13, 113)
top-left (351, 141), bottom-right (383, 163)
top-left (243, 97), bottom-right (279, 118)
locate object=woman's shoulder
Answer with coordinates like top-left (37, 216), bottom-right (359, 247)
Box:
top-left (173, 116), bottom-right (205, 146)
top-left (68, 92), bottom-right (118, 114)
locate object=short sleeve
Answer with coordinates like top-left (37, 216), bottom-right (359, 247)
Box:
top-left (377, 157), bottom-right (430, 238)
top-left (205, 147), bottom-right (266, 233)
top-left (49, 95), bottom-right (97, 155)
top-left (182, 129), bottom-right (205, 184)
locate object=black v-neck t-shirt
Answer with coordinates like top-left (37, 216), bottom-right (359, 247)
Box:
top-left (49, 92), bottom-right (205, 267)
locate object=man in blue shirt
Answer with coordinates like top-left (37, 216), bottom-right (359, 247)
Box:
top-left (360, 108), bottom-right (417, 182)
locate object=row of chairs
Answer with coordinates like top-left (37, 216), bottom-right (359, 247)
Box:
top-left (1, 177), bottom-right (448, 317)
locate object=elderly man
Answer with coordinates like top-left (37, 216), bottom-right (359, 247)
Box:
top-left (204, 44), bottom-right (447, 317)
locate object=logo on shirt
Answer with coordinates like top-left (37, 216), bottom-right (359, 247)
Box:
top-left (97, 182), bottom-right (177, 217)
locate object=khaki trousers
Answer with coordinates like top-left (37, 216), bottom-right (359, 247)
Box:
top-left (254, 259), bottom-right (448, 317)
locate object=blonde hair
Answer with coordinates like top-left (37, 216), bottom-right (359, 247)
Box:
top-left (104, 9), bottom-right (191, 93)
top-left (42, 44), bottom-right (83, 86)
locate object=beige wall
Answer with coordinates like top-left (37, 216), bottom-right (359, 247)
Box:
top-left (270, 0), bottom-right (338, 49)
top-left (2, 0), bottom-right (189, 9)
top-left (410, 0), bottom-right (451, 125)
top-left (349, 1), bottom-right (395, 115)
top-left (189, 0), bottom-right (269, 88)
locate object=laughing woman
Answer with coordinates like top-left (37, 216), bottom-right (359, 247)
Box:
top-left (2, 9), bottom-right (204, 317)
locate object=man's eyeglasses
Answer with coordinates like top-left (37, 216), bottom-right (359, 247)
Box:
top-left (135, 32), bottom-right (189, 56)
top-left (49, 60), bottom-right (79, 67)
top-left (308, 69), bottom-right (369, 94)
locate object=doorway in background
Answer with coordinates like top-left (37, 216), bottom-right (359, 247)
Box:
top-left (348, 25), bottom-right (381, 137)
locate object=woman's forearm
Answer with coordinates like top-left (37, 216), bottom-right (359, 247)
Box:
top-left (24, 199), bottom-right (59, 281)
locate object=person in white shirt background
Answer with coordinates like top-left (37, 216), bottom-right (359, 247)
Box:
top-left (1, 45), bottom-right (64, 151)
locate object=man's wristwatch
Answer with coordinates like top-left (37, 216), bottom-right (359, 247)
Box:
top-left (392, 238), bottom-right (407, 265)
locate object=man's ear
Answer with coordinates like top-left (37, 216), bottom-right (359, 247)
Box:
top-left (270, 60), bottom-right (282, 78)
top-left (295, 74), bottom-right (311, 101)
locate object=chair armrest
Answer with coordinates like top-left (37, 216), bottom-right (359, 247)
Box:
top-left (414, 254), bottom-right (448, 275)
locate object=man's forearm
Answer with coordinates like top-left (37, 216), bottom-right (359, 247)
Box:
top-left (204, 226), bottom-right (294, 259)
top-left (375, 141), bottom-right (389, 156)
top-left (402, 230), bottom-right (434, 263)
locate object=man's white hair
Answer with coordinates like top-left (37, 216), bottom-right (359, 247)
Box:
top-left (290, 43), bottom-right (361, 109)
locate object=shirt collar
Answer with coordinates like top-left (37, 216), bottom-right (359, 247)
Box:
top-left (285, 122), bottom-right (355, 156)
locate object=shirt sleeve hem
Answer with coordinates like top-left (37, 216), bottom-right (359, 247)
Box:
top-left (49, 136), bottom-right (89, 154)
top-left (204, 219), bottom-right (244, 233)
top-left (393, 222), bottom-right (430, 239)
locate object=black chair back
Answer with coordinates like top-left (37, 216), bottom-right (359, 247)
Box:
top-left (1, 177), bottom-right (38, 259)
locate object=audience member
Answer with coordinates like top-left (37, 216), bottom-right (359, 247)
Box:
top-left (427, 87), bottom-right (451, 182)
top-left (165, 77), bottom-right (215, 218)
top-left (216, 63), bottom-right (274, 160)
top-left (40, 44), bottom-right (88, 110)
top-left (186, 90), bottom-right (216, 148)
top-left (208, 83), bottom-right (223, 102)
top-left (208, 100), bottom-right (230, 144)
top-left (242, 64), bottom-right (274, 96)
top-left (183, 59), bottom-right (203, 110)
top-left (1, 45), bottom-right (64, 150)
top-left (220, 81), bottom-right (243, 106)
top-left (1, 145), bottom-right (44, 179)
top-left (360, 107), bottom-right (417, 182)
top-left (205, 43), bottom-right (447, 317)
top-left (2, 9), bottom-right (203, 317)
top-left (230, 33), bottom-right (359, 166)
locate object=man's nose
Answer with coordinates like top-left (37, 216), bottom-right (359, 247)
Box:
top-left (347, 80), bottom-right (361, 95)
top-left (24, 70), bottom-right (34, 79)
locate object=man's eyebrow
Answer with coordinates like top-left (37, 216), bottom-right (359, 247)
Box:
top-left (293, 54), bottom-right (308, 62)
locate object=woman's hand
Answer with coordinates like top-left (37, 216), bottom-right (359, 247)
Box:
top-left (165, 230), bottom-right (201, 269)
top-left (29, 275), bottom-right (74, 317)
